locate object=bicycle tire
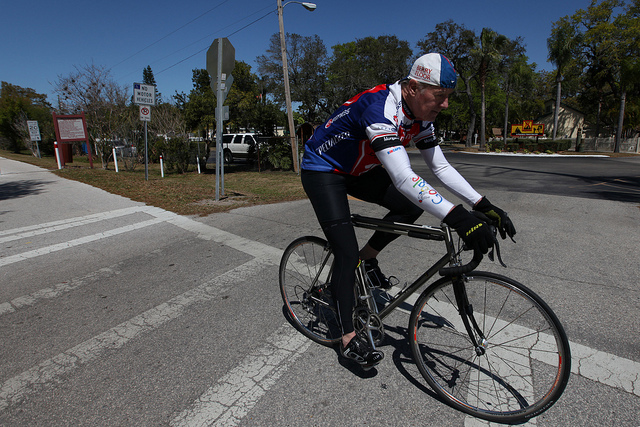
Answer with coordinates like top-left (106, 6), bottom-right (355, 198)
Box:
top-left (409, 272), bottom-right (571, 423)
top-left (279, 236), bottom-right (342, 346)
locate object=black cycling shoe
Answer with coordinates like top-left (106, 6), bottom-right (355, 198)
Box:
top-left (364, 258), bottom-right (393, 289)
top-left (340, 334), bottom-right (384, 369)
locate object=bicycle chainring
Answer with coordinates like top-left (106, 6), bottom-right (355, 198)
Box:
top-left (353, 306), bottom-right (385, 346)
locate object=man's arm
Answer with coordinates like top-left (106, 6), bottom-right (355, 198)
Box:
top-left (374, 144), bottom-right (454, 219)
top-left (375, 144), bottom-right (496, 253)
top-left (419, 145), bottom-right (482, 207)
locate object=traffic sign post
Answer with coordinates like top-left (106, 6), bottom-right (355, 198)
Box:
top-left (27, 120), bottom-right (42, 158)
top-left (133, 83), bottom-right (156, 181)
top-left (206, 38), bottom-right (235, 201)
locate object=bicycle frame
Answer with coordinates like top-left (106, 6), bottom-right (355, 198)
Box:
top-left (351, 214), bottom-right (455, 320)
top-left (352, 214), bottom-right (491, 355)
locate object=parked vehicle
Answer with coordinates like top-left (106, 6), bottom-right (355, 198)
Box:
top-left (222, 133), bottom-right (258, 163)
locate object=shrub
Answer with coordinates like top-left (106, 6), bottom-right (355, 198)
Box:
top-left (156, 137), bottom-right (197, 173)
top-left (256, 137), bottom-right (294, 171)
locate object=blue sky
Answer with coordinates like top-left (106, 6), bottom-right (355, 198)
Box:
top-left (1, 0), bottom-right (590, 105)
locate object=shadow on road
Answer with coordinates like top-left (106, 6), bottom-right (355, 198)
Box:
top-left (0, 179), bottom-right (51, 201)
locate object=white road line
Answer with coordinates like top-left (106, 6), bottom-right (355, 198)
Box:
top-left (0, 256), bottom-right (272, 412)
top-left (0, 206), bottom-right (146, 242)
top-left (0, 206), bottom-right (280, 318)
top-left (171, 323), bottom-right (311, 427)
top-left (571, 342), bottom-right (640, 397)
top-left (0, 263), bottom-right (124, 316)
top-left (0, 217), bottom-right (165, 267)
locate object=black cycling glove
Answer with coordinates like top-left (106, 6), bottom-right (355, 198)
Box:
top-left (444, 205), bottom-right (495, 255)
top-left (474, 197), bottom-right (516, 240)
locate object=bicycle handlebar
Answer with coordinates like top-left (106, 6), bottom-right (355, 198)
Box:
top-left (438, 249), bottom-right (483, 276)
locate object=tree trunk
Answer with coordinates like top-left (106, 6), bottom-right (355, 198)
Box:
top-left (503, 92), bottom-right (510, 145)
top-left (480, 80), bottom-right (486, 150)
top-left (614, 91), bottom-right (626, 153)
top-left (463, 76), bottom-right (476, 148)
top-left (553, 77), bottom-right (562, 140)
top-left (594, 93), bottom-right (603, 138)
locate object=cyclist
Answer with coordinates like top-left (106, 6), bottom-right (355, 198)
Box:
top-left (300, 53), bottom-right (516, 368)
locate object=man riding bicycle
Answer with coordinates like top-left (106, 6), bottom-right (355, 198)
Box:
top-left (300, 53), bottom-right (516, 368)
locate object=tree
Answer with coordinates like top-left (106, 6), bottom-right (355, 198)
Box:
top-left (500, 54), bottom-right (536, 143)
top-left (611, 0), bottom-right (640, 151)
top-left (54, 63), bottom-right (128, 169)
top-left (142, 65), bottom-right (162, 104)
top-left (225, 61), bottom-right (261, 131)
top-left (176, 68), bottom-right (216, 138)
top-left (548, 16), bottom-right (579, 140)
top-left (474, 28), bottom-right (509, 149)
top-left (497, 37), bottom-right (535, 143)
top-left (257, 33), bottom-right (329, 123)
top-left (326, 35), bottom-right (412, 112)
top-left (0, 82), bottom-right (52, 154)
top-left (570, 0), bottom-right (623, 138)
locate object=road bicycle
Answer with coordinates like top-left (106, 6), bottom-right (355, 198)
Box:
top-left (279, 213), bottom-right (571, 424)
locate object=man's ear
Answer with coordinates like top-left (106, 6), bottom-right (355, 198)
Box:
top-left (407, 80), bottom-right (419, 96)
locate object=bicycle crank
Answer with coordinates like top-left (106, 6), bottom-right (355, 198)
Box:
top-left (353, 306), bottom-right (385, 347)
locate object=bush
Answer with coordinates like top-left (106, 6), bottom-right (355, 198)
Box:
top-left (256, 137), bottom-right (295, 171)
top-left (155, 137), bottom-right (197, 173)
top-left (487, 138), bottom-right (571, 153)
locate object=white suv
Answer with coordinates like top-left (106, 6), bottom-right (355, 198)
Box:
top-left (222, 133), bottom-right (258, 163)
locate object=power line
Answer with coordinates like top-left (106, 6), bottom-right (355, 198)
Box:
top-left (115, 5), bottom-right (275, 82)
top-left (109, 0), bottom-right (233, 72)
top-left (156, 7), bottom-right (276, 75)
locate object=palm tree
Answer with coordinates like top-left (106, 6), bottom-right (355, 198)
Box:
top-left (547, 17), bottom-right (577, 141)
top-left (474, 28), bottom-right (508, 149)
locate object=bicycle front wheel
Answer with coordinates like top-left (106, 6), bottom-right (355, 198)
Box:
top-left (279, 236), bottom-right (341, 346)
top-left (409, 272), bottom-right (571, 424)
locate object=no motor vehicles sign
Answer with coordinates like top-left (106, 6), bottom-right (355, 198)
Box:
top-left (133, 83), bottom-right (155, 106)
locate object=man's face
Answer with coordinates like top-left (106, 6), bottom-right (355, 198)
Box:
top-left (406, 82), bottom-right (454, 122)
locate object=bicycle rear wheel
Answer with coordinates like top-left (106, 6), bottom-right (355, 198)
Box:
top-left (409, 272), bottom-right (570, 424)
top-left (279, 236), bottom-right (341, 346)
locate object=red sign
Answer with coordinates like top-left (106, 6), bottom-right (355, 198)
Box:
top-left (52, 112), bottom-right (93, 168)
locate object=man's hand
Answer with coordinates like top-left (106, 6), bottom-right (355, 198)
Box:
top-left (444, 205), bottom-right (495, 254)
top-left (474, 197), bottom-right (516, 240)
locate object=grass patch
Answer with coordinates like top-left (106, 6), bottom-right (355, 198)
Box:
top-left (1, 150), bottom-right (307, 216)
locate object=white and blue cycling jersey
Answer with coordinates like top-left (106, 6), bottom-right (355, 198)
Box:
top-left (301, 82), bottom-right (437, 176)
top-left (301, 81), bottom-right (482, 220)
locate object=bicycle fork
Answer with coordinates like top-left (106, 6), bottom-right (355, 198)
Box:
top-left (452, 276), bottom-right (488, 356)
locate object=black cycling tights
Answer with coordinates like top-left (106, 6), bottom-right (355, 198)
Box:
top-left (301, 168), bottom-right (423, 335)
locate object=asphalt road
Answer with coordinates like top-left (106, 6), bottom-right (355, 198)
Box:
top-left (1, 153), bottom-right (639, 426)
top-left (413, 150), bottom-right (640, 203)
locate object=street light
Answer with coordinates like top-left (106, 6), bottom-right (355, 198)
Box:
top-left (277, 0), bottom-right (316, 173)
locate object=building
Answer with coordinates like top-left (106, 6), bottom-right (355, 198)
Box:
top-left (536, 101), bottom-right (586, 139)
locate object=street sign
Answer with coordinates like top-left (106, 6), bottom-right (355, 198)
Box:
top-left (220, 75), bottom-right (234, 101)
top-left (206, 37), bottom-right (235, 202)
top-left (139, 105), bottom-right (151, 122)
top-left (133, 83), bottom-right (156, 106)
top-left (27, 120), bottom-right (41, 141)
top-left (206, 38), bottom-right (235, 87)
top-left (511, 120), bottom-right (545, 137)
